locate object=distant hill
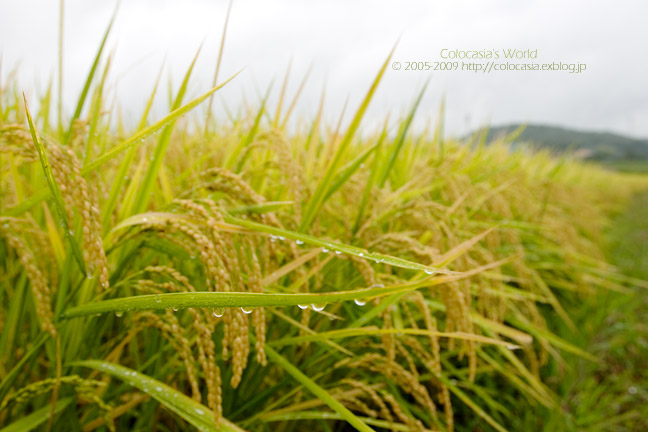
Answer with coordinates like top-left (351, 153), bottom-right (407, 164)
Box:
top-left (474, 124), bottom-right (648, 161)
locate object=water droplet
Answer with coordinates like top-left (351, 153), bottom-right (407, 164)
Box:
top-left (335, 250), bottom-right (342, 255)
top-left (298, 304), bottom-right (308, 310)
top-left (295, 240), bottom-right (304, 245)
top-left (278, 236), bottom-right (286, 241)
top-left (241, 307), bottom-right (253, 314)
top-left (115, 311), bottom-right (123, 317)
top-left (270, 235), bottom-right (277, 243)
top-left (369, 283), bottom-right (385, 289)
top-left (154, 295), bottom-right (161, 303)
top-left (172, 307), bottom-right (179, 312)
top-left (212, 308), bottom-right (224, 317)
top-left (359, 252), bottom-right (364, 257)
top-left (424, 269), bottom-right (434, 275)
top-left (506, 344), bottom-right (519, 350)
top-left (311, 303), bottom-right (326, 312)
top-left (68, 229), bottom-right (74, 236)
top-left (195, 408), bottom-right (205, 415)
top-left (86, 272), bottom-right (95, 280)
top-left (142, 217), bottom-right (148, 222)
top-left (321, 247), bottom-right (329, 253)
top-left (354, 299), bottom-right (366, 306)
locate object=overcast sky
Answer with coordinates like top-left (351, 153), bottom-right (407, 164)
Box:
top-left (1, 0), bottom-right (647, 138)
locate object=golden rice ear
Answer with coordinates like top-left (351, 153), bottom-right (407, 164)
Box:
top-left (0, 224), bottom-right (56, 336)
top-left (45, 140), bottom-right (109, 290)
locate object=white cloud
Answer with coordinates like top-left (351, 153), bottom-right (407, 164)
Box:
top-left (1, 0), bottom-right (646, 137)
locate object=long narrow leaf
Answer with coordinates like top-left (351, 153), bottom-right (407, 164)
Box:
top-left (324, 143), bottom-right (378, 201)
top-left (64, 5), bottom-right (117, 145)
top-left (264, 345), bottom-right (375, 432)
top-left (24, 95), bottom-right (86, 273)
top-left (269, 328), bottom-right (519, 349)
top-left (132, 47), bottom-right (203, 214)
top-left (73, 360), bottom-right (243, 432)
top-left (224, 215), bottom-right (451, 274)
top-left (378, 81), bottom-right (428, 187)
top-left (61, 279), bottom-right (438, 319)
top-left (0, 397), bottom-right (73, 432)
top-left (300, 46), bottom-right (395, 230)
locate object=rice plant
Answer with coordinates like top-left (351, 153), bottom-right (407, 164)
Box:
top-left (1, 15), bottom-right (647, 432)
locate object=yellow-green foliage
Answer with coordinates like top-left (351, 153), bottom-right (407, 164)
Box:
top-left (0, 60), bottom-right (647, 432)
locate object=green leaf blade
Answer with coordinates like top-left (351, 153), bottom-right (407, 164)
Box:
top-left (73, 360), bottom-right (244, 432)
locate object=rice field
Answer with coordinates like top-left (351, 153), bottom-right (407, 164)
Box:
top-left (1, 18), bottom-right (648, 432)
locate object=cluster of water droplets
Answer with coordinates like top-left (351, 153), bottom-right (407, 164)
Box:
top-left (269, 234), bottom-right (287, 243)
top-left (208, 307), bottom-right (253, 316)
top-left (264, 235), bottom-right (417, 271)
top-left (297, 303), bottom-right (327, 311)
